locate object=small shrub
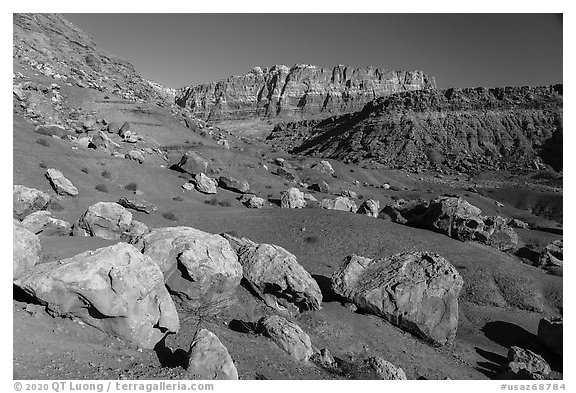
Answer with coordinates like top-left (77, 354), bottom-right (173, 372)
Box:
top-left (162, 212), bottom-right (178, 222)
top-left (218, 199), bottom-right (232, 207)
top-left (36, 138), bottom-right (50, 147)
top-left (172, 196), bottom-right (183, 202)
top-left (205, 197), bottom-right (218, 205)
top-left (125, 182), bottom-right (138, 191)
top-left (38, 161), bottom-right (47, 169)
top-left (390, 185), bottom-right (402, 191)
top-left (95, 184), bottom-right (109, 193)
top-left (265, 185), bottom-right (273, 189)
top-left (357, 194), bottom-right (364, 200)
top-left (81, 167), bottom-right (89, 174)
top-left (101, 170), bottom-right (112, 180)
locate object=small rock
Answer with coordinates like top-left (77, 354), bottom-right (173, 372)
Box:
top-left (125, 150), bottom-right (144, 164)
top-left (257, 315), bottom-right (314, 362)
top-left (364, 357), bottom-right (407, 380)
top-left (280, 187), bottom-right (306, 209)
top-left (45, 168), bottom-right (78, 196)
top-left (187, 329), bottom-right (238, 380)
top-left (118, 197), bottom-right (157, 215)
top-left (193, 173), bottom-right (217, 194)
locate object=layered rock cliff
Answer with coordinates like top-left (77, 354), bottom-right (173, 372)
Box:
top-left (175, 64), bottom-right (436, 121)
top-left (267, 85), bottom-right (563, 173)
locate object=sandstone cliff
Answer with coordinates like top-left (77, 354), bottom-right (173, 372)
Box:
top-left (175, 64), bottom-right (436, 121)
top-left (267, 85), bottom-right (563, 173)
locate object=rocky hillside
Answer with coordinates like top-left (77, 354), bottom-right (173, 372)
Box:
top-left (267, 85), bottom-right (563, 173)
top-left (175, 64), bottom-right (436, 121)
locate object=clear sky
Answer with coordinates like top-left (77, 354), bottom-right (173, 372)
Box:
top-left (64, 13), bottom-right (563, 90)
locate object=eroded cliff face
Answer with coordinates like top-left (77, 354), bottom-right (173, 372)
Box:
top-left (175, 64), bottom-right (436, 121)
top-left (267, 85), bottom-right (563, 173)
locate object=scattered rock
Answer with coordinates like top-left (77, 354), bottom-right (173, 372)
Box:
top-left (508, 218), bottom-right (529, 229)
top-left (125, 150), bottom-right (144, 164)
top-left (223, 234), bottom-right (322, 313)
top-left (538, 317), bottom-right (563, 356)
top-left (186, 329), bottom-right (238, 380)
top-left (13, 185), bottom-right (51, 220)
top-left (341, 190), bottom-right (358, 199)
top-left (239, 194), bottom-right (265, 209)
top-left (14, 243), bottom-right (179, 349)
top-left (136, 226), bottom-right (243, 313)
top-left (320, 196), bottom-right (358, 213)
top-left (311, 160), bottom-right (334, 175)
top-left (13, 221), bottom-right (41, 279)
top-left (280, 187), bottom-right (306, 209)
top-left (332, 251), bottom-right (463, 346)
top-left (538, 240), bottom-right (563, 269)
top-left (45, 168), bottom-right (78, 196)
top-left (21, 211), bottom-right (71, 236)
top-left (275, 167), bottom-right (299, 182)
top-left (357, 199), bottom-right (380, 218)
top-left (34, 124), bottom-right (74, 138)
top-left (364, 357), bottom-right (407, 380)
top-left (193, 173), bottom-right (217, 194)
top-left (118, 197), bottom-right (157, 214)
top-left (308, 181), bottom-right (330, 193)
top-left (257, 315), bottom-right (314, 362)
top-left (218, 176), bottom-right (250, 193)
top-left (72, 202), bottom-right (148, 242)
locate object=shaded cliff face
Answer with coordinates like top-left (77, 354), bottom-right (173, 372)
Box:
top-left (175, 64), bottom-right (436, 121)
top-left (267, 85), bottom-right (563, 173)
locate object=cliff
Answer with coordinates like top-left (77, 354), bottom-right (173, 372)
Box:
top-left (267, 85), bottom-right (563, 173)
top-left (175, 64), bottom-right (436, 121)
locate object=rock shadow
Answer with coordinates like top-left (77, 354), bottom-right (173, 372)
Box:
top-left (228, 319), bottom-right (258, 334)
top-left (474, 346), bottom-right (507, 379)
top-left (312, 274), bottom-right (344, 303)
top-left (153, 338), bottom-right (188, 369)
top-left (482, 321), bottom-right (539, 352)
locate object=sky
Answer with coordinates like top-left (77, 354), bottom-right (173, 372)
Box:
top-left (63, 14), bottom-right (562, 90)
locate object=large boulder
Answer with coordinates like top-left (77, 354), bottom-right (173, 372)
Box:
top-left (14, 243), bottom-right (179, 349)
top-left (13, 221), bottom-right (41, 279)
top-left (223, 235), bottom-right (322, 313)
top-left (280, 187), bottom-right (306, 209)
top-left (136, 227), bottom-right (243, 313)
top-left (21, 211), bottom-right (71, 236)
top-left (45, 168), bottom-right (78, 196)
top-left (331, 251), bottom-right (463, 346)
top-left (320, 196), bottom-right (358, 213)
top-left (186, 329), bottom-right (238, 380)
top-left (13, 185), bottom-right (51, 220)
top-left (257, 315), bottom-right (314, 362)
top-left (193, 173), bottom-right (217, 194)
top-left (72, 202), bottom-right (148, 242)
top-left (176, 151), bottom-right (209, 175)
top-left (118, 197), bottom-right (157, 215)
top-left (498, 346), bottom-right (551, 379)
top-left (218, 176), bottom-right (250, 193)
top-left (357, 199), bottom-right (380, 218)
top-left (538, 316), bottom-right (563, 356)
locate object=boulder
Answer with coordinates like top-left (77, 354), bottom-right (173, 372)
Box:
top-left (308, 181), bottom-right (330, 193)
top-left (136, 227), bottom-right (243, 313)
top-left (91, 130), bottom-right (120, 151)
top-left (182, 182), bottom-right (195, 191)
top-left (45, 168), bottom-right (78, 196)
top-left (331, 251), bottom-right (463, 346)
top-left (72, 202), bottom-right (148, 242)
top-left (187, 329), bottom-right (238, 380)
top-left (538, 317), bottom-right (563, 356)
top-left (508, 218), bottom-right (529, 229)
top-left (502, 346), bottom-right (551, 377)
top-left (21, 211), bottom-right (71, 236)
top-left (118, 197), bottom-right (157, 215)
top-left (177, 151), bottom-right (209, 175)
top-left (218, 176), bottom-right (250, 193)
top-left (13, 185), bottom-right (51, 220)
top-left (380, 198), bottom-right (429, 224)
top-left (125, 150), bottom-right (144, 164)
top-left (14, 243), bottom-right (179, 349)
top-left (222, 235), bottom-right (322, 313)
top-left (34, 124), bottom-right (74, 138)
top-left (257, 315), bottom-right (314, 362)
top-left (303, 194), bottom-right (317, 202)
top-left (320, 196), bottom-right (358, 213)
top-left (341, 190), bottom-right (358, 199)
top-left (13, 221), bottom-right (41, 279)
top-left (239, 194), bottom-right (265, 209)
top-left (311, 160), bottom-right (334, 175)
top-left (357, 199), bottom-right (380, 218)
top-left (280, 187), bottom-right (306, 209)
top-left (364, 357), bottom-right (407, 380)
top-left (538, 240), bottom-right (563, 268)
top-left (118, 122), bottom-right (131, 138)
top-left (193, 173), bottom-right (217, 194)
